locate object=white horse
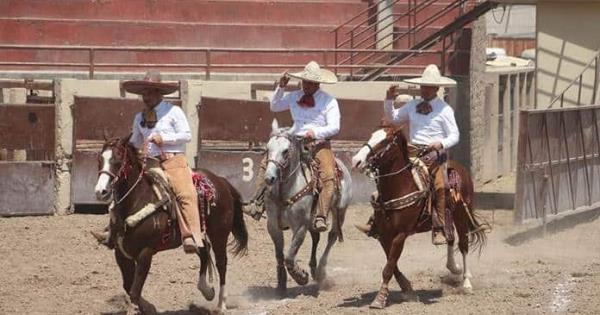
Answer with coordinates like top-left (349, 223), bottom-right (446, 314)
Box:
top-left (263, 119), bottom-right (352, 296)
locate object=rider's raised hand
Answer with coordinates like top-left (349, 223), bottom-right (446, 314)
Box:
top-left (386, 85), bottom-right (400, 100)
top-left (279, 71), bottom-right (290, 88)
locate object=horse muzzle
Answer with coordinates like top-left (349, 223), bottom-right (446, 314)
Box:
top-left (95, 188), bottom-right (111, 202)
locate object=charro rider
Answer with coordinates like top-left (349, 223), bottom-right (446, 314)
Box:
top-left (356, 64), bottom-right (459, 245)
top-left (92, 70), bottom-right (205, 253)
top-left (244, 61), bottom-right (340, 232)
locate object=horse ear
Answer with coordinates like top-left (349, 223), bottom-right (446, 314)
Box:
top-left (103, 128), bottom-right (109, 141)
top-left (271, 118), bottom-right (279, 132)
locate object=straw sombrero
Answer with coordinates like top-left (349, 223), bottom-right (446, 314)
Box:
top-left (404, 64), bottom-right (456, 87)
top-left (287, 61), bottom-right (338, 84)
top-left (122, 70), bottom-right (179, 95)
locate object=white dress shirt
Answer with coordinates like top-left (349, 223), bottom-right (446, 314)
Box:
top-left (270, 86), bottom-right (340, 139)
top-left (384, 97), bottom-right (459, 149)
top-left (130, 101), bottom-right (191, 157)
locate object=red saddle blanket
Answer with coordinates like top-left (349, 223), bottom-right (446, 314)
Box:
top-left (192, 171), bottom-right (216, 203)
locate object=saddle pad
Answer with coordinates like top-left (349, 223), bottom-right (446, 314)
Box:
top-left (447, 168), bottom-right (461, 190)
top-left (192, 171), bottom-right (216, 202)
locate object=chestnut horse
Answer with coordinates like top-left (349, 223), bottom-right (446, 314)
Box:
top-left (351, 126), bottom-right (488, 309)
top-left (94, 137), bottom-right (248, 314)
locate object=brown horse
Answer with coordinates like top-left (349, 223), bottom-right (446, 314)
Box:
top-left (94, 137), bottom-right (248, 314)
top-left (351, 126), bottom-right (488, 309)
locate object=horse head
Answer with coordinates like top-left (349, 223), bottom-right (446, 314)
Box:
top-left (264, 118), bottom-right (302, 186)
top-left (352, 123), bottom-right (410, 175)
top-left (94, 135), bottom-right (138, 201)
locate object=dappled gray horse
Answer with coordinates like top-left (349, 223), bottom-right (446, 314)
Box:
top-left (264, 119), bottom-right (352, 295)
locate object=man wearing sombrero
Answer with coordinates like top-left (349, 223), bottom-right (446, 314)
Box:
top-left (92, 70), bottom-right (204, 253)
top-left (357, 64), bottom-right (459, 245)
top-left (244, 61), bottom-right (340, 232)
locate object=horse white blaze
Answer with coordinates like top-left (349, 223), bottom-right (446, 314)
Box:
top-left (94, 149), bottom-right (113, 199)
top-left (351, 129), bottom-right (387, 170)
top-left (264, 136), bottom-right (291, 184)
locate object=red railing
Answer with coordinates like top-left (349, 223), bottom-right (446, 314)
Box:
top-left (0, 44), bottom-right (443, 79)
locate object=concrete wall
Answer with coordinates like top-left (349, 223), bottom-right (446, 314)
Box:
top-left (536, 2), bottom-right (600, 108)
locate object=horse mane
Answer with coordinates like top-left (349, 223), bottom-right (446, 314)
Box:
top-left (376, 122), bottom-right (410, 165)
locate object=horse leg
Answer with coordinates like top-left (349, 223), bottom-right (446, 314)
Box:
top-left (458, 227), bottom-right (473, 294)
top-left (446, 240), bottom-right (462, 275)
top-left (455, 203), bottom-right (473, 294)
top-left (196, 247), bottom-right (215, 301)
top-left (211, 238), bottom-right (228, 312)
top-left (267, 218), bottom-right (287, 297)
top-left (128, 247), bottom-right (155, 315)
top-left (284, 224), bottom-right (309, 286)
top-left (315, 229), bottom-right (337, 284)
top-left (115, 248), bottom-right (135, 294)
top-left (309, 231), bottom-right (320, 280)
top-left (370, 233), bottom-right (409, 309)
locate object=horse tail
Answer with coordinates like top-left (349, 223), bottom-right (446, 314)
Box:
top-left (465, 202), bottom-right (490, 256)
top-left (451, 161), bottom-right (490, 255)
top-left (227, 181), bottom-right (249, 257)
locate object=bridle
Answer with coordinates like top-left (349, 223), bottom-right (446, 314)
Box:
top-left (99, 140), bottom-right (148, 205)
top-left (266, 134), bottom-right (303, 183)
top-left (362, 131), bottom-right (428, 180)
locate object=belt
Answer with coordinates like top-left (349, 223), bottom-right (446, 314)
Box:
top-left (155, 152), bottom-right (183, 162)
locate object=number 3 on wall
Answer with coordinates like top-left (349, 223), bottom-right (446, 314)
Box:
top-left (242, 157), bottom-right (254, 182)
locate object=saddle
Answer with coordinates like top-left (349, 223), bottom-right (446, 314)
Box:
top-left (125, 166), bottom-right (217, 251)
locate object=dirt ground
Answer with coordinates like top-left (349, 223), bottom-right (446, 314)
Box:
top-left (1, 204), bottom-right (599, 315)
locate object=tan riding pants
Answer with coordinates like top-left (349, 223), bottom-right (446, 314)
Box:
top-left (160, 155), bottom-right (203, 244)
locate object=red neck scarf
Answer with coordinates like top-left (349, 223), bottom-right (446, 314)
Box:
top-left (416, 101), bottom-right (433, 115)
top-left (297, 94), bottom-right (315, 108)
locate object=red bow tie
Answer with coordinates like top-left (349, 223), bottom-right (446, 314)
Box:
top-left (297, 94), bottom-right (315, 108)
top-left (416, 101), bottom-right (432, 115)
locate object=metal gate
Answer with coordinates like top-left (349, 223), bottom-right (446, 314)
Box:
top-left (196, 97), bottom-right (384, 201)
top-left (72, 97), bottom-right (142, 205)
top-left (515, 105), bottom-right (600, 223)
top-left (0, 104), bottom-right (55, 215)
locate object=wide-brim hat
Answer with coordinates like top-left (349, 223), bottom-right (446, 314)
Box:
top-left (403, 64), bottom-right (456, 87)
top-left (122, 70), bottom-right (178, 95)
top-left (287, 61), bottom-right (338, 84)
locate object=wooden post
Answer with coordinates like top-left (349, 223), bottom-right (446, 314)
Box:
top-left (540, 174), bottom-right (549, 237)
top-left (514, 109), bottom-right (530, 223)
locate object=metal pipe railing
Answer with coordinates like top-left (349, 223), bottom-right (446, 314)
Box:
top-left (549, 50), bottom-right (600, 108)
top-left (0, 44), bottom-right (438, 79)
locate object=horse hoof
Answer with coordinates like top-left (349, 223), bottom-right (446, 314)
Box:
top-left (369, 288), bottom-right (388, 309)
top-left (286, 265), bottom-right (309, 286)
top-left (462, 285), bottom-right (473, 295)
top-left (369, 299), bottom-right (386, 309)
top-left (126, 303), bottom-right (141, 315)
top-left (198, 284), bottom-right (215, 301)
top-left (447, 264), bottom-right (462, 275)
